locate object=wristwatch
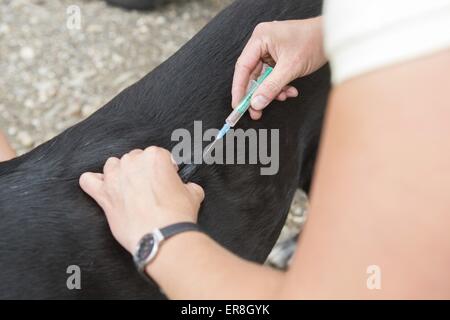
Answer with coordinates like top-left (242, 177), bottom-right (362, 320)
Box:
top-left (133, 222), bottom-right (202, 276)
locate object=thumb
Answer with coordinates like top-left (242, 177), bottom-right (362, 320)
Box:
top-left (79, 172), bottom-right (106, 206)
top-left (185, 182), bottom-right (205, 203)
top-left (251, 61), bottom-right (294, 110)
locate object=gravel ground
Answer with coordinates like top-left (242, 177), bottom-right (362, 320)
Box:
top-left (0, 0), bottom-right (306, 268)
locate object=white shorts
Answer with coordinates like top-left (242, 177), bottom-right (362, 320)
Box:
top-left (323, 0), bottom-right (450, 84)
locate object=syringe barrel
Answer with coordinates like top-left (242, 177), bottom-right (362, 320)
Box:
top-left (226, 65), bottom-right (273, 127)
top-left (226, 80), bottom-right (258, 126)
top-left (226, 107), bottom-right (244, 127)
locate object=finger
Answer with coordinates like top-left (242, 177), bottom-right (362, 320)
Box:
top-left (232, 38), bottom-right (264, 108)
top-left (251, 60), bottom-right (295, 110)
top-left (276, 86), bottom-right (298, 101)
top-left (79, 172), bottom-right (105, 204)
top-left (234, 62), bottom-right (264, 109)
top-left (147, 148), bottom-right (185, 191)
top-left (145, 146), bottom-right (172, 161)
top-left (121, 149), bottom-right (142, 162)
top-left (248, 61), bottom-right (264, 83)
top-left (103, 156), bottom-right (120, 174)
top-left (277, 92), bottom-right (287, 101)
top-left (185, 182), bottom-right (205, 203)
top-left (236, 61), bottom-right (264, 106)
top-left (275, 91), bottom-right (287, 101)
top-left (249, 108), bottom-right (263, 120)
top-left (285, 86), bottom-right (299, 98)
top-left (145, 147), bottom-right (177, 174)
top-left (127, 149), bottom-right (143, 157)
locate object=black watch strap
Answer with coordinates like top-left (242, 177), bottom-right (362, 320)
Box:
top-left (160, 222), bottom-right (201, 240)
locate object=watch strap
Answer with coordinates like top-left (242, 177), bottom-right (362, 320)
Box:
top-left (159, 222), bottom-right (201, 240)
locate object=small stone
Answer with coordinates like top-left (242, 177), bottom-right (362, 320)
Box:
top-left (155, 16), bottom-right (167, 25)
top-left (63, 103), bottom-right (82, 118)
top-left (0, 23), bottom-right (10, 35)
top-left (86, 24), bottom-right (103, 33)
top-left (31, 118), bottom-right (41, 128)
top-left (44, 132), bottom-right (57, 141)
top-left (8, 126), bottom-right (17, 136)
top-left (81, 105), bottom-right (96, 118)
top-left (292, 215), bottom-right (306, 226)
top-left (20, 46), bottom-right (35, 61)
top-left (111, 53), bottom-right (124, 64)
top-left (292, 206), bottom-right (303, 216)
top-left (182, 12), bottom-right (190, 20)
top-left (55, 122), bottom-right (67, 131)
top-left (36, 81), bottom-right (57, 102)
top-left (24, 98), bottom-right (35, 109)
top-left (17, 131), bottom-right (33, 148)
top-left (137, 24), bottom-right (149, 34)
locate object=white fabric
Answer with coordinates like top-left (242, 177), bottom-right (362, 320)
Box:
top-left (323, 0), bottom-right (450, 84)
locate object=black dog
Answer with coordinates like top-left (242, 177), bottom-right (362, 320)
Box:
top-left (0, 0), bottom-right (329, 299)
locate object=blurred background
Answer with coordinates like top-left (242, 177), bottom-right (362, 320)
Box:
top-left (0, 0), bottom-right (307, 269)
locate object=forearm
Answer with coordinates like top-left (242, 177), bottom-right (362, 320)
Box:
top-left (281, 50), bottom-right (450, 299)
top-left (146, 231), bottom-right (285, 300)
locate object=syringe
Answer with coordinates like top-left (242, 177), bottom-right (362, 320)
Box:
top-left (204, 65), bottom-right (273, 158)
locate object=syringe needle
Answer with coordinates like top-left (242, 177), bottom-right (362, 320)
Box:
top-left (203, 123), bottom-right (230, 160)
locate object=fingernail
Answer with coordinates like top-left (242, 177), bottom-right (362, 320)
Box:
top-left (251, 95), bottom-right (269, 110)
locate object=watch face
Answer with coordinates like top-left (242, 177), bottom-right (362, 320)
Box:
top-left (135, 234), bottom-right (155, 262)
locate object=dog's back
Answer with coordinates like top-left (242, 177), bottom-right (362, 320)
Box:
top-left (0, 0), bottom-right (328, 299)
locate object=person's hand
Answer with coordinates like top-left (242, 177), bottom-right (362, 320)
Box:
top-left (232, 17), bottom-right (326, 120)
top-left (79, 147), bottom-right (205, 253)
